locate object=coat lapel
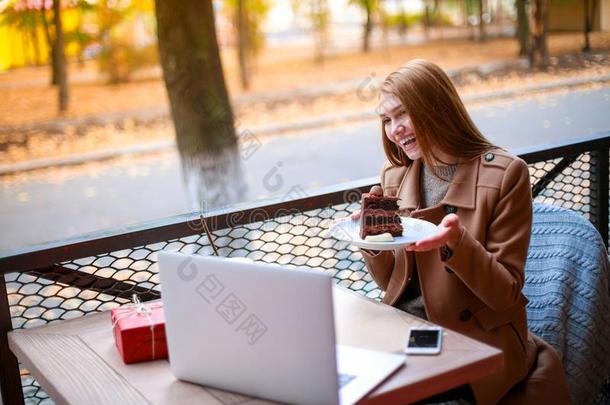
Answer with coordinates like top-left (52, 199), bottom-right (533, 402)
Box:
top-left (441, 154), bottom-right (479, 210)
top-left (396, 160), bottom-right (420, 211)
top-left (397, 154), bottom-right (480, 219)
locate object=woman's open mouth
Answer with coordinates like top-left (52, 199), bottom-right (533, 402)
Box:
top-left (399, 135), bottom-right (416, 148)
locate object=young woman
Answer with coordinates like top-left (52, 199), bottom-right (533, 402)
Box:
top-left (360, 59), bottom-right (570, 404)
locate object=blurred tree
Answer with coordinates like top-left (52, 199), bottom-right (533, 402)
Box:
top-left (423, 0), bottom-right (431, 39)
top-left (528, 0), bottom-right (548, 68)
top-left (31, 12), bottom-right (42, 65)
top-left (1, 0), bottom-right (91, 85)
top-left (582, 0), bottom-right (597, 52)
top-left (96, 0), bottom-right (135, 82)
top-left (52, 0), bottom-right (69, 112)
top-left (477, 0), bottom-right (485, 40)
top-left (237, 0), bottom-right (250, 89)
top-left (36, 0), bottom-right (61, 84)
top-left (516, 0), bottom-right (529, 56)
top-left (96, 0), bottom-right (158, 83)
top-left (350, 0), bottom-right (378, 53)
top-left (382, 3), bottom-right (418, 42)
top-left (420, 0), bottom-right (455, 39)
top-left (155, 0), bottom-right (246, 209)
top-left (66, 0), bottom-right (96, 66)
top-left (394, 0), bottom-right (408, 41)
top-left (464, 0), bottom-right (476, 39)
top-left (224, 0), bottom-right (271, 89)
top-left (460, 0), bottom-right (468, 27)
top-left (43, 0), bottom-right (93, 83)
top-left (377, 0), bottom-right (389, 48)
top-left (1, 2), bottom-right (42, 65)
top-left (292, 0), bottom-right (330, 63)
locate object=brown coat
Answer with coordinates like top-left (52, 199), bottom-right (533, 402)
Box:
top-left (361, 150), bottom-right (570, 404)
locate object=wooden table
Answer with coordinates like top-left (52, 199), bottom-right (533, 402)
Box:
top-left (8, 286), bottom-right (502, 405)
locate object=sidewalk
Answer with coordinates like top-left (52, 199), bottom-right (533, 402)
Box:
top-left (1, 70), bottom-right (609, 176)
top-left (1, 31), bottom-right (609, 169)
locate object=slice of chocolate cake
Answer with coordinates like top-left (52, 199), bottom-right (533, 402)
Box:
top-left (359, 186), bottom-right (404, 239)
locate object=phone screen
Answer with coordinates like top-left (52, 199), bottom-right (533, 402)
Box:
top-left (407, 330), bottom-right (440, 348)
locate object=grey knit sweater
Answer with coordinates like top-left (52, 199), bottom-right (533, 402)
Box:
top-left (395, 163), bottom-right (457, 319)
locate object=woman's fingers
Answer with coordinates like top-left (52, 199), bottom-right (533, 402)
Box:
top-left (441, 213), bottom-right (460, 228)
top-left (407, 228), bottom-right (451, 251)
top-left (350, 209), bottom-right (362, 220)
top-left (406, 214), bottom-right (460, 252)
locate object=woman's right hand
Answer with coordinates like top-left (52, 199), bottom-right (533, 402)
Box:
top-left (350, 209), bottom-right (361, 220)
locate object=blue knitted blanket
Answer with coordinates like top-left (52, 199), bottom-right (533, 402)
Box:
top-left (525, 203), bottom-right (610, 404)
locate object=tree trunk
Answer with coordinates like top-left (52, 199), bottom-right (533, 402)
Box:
top-left (423, 1), bottom-right (431, 39)
top-left (461, 0), bottom-right (468, 27)
top-left (52, 0), bottom-right (69, 111)
top-left (30, 17), bottom-right (42, 66)
top-left (312, 0), bottom-right (328, 64)
top-left (362, 3), bottom-right (373, 53)
top-left (583, 0), bottom-right (597, 52)
top-left (528, 0), bottom-right (549, 69)
top-left (478, 0), bottom-right (485, 41)
top-left (583, 0), bottom-right (591, 52)
top-left (41, 6), bottom-right (59, 85)
top-left (516, 0), bottom-right (529, 56)
top-left (396, 0), bottom-right (407, 41)
top-left (237, 0), bottom-right (250, 89)
top-left (496, 0), bottom-right (503, 22)
top-left (155, 0), bottom-right (247, 210)
top-left (437, 0), bottom-right (443, 39)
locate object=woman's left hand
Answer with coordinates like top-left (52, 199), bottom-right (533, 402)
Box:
top-left (406, 213), bottom-right (464, 252)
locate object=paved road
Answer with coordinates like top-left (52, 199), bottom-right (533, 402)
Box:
top-left (1, 86), bottom-right (609, 251)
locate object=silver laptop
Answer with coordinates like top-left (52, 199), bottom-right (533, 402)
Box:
top-left (158, 252), bottom-right (405, 405)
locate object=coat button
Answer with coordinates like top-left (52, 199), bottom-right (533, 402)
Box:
top-left (445, 266), bottom-right (454, 274)
top-left (444, 205), bottom-right (457, 214)
top-left (459, 309), bottom-right (472, 322)
top-left (484, 153), bottom-right (495, 162)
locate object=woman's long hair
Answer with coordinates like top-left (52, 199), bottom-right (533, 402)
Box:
top-left (380, 59), bottom-right (495, 167)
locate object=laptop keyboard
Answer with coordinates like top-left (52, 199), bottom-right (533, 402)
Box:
top-left (338, 373), bottom-right (356, 388)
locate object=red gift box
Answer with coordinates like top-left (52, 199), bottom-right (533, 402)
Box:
top-left (111, 297), bottom-right (168, 364)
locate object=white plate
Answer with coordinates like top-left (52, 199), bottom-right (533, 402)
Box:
top-left (327, 217), bottom-right (438, 250)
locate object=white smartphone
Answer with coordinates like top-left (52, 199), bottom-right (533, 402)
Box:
top-left (404, 327), bottom-right (443, 355)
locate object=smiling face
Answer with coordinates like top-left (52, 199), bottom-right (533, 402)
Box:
top-left (378, 93), bottom-right (422, 161)
top-left (379, 60), bottom-right (494, 167)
